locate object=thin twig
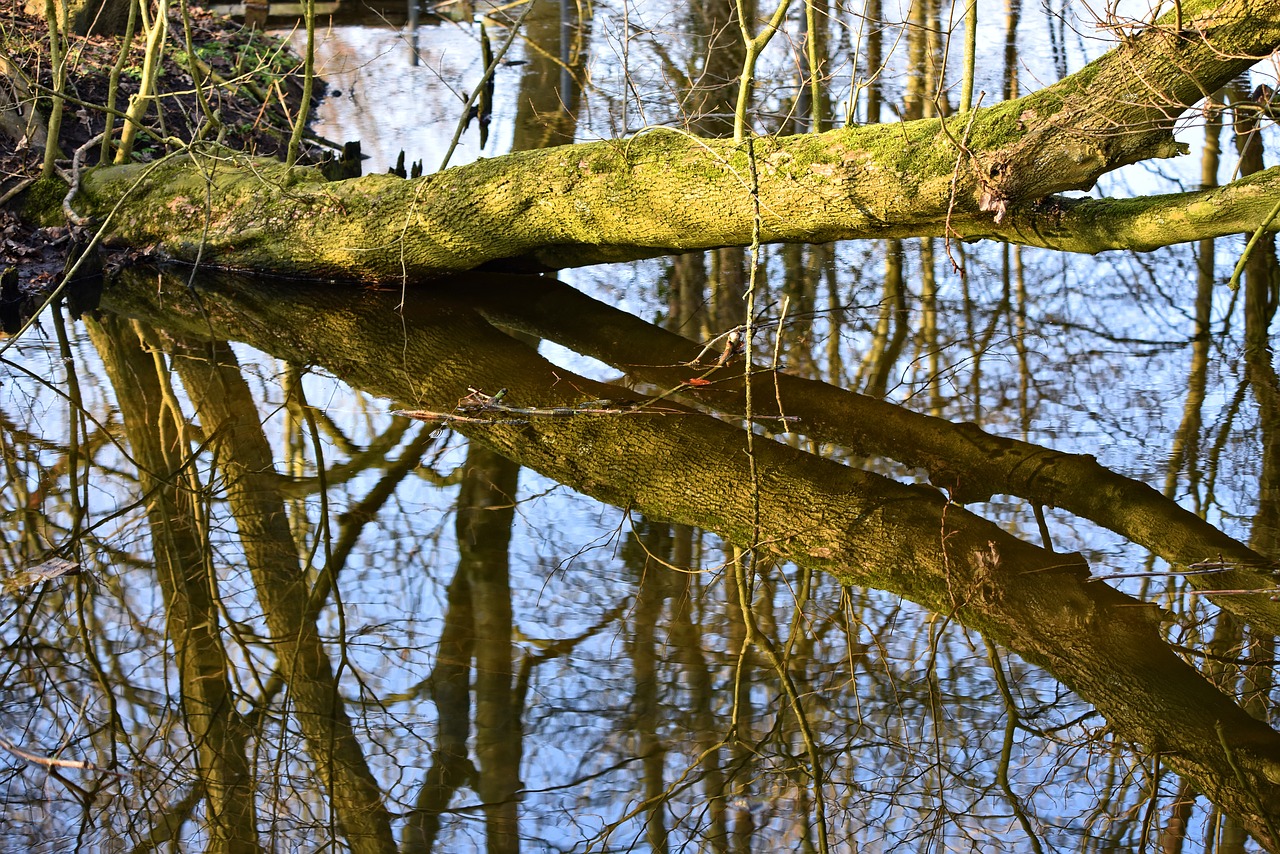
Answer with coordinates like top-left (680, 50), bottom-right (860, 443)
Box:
top-left (64, 132), bottom-right (106, 225)
top-left (1227, 196), bottom-right (1280, 291)
top-left (439, 5), bottom-right (533, 171)
top-left (0, 737), bottom-right (123, 775)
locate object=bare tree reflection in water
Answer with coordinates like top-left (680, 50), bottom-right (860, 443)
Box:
top-left (6, 0), bottom-right (1280, 851)
top-left (1, 260), bottom-right (1280, 849)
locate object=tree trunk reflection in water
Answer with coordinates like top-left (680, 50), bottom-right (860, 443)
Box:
top-left (399, 443), bottom-right (526, 854)
top-left (667, 526), bottom-right (733, 848)
top-left (462, 444), bottom-right (522, 851)
top-left (625, 520), bottom-right (673, 852)
top-left (511, 0), bottom-right (590, 152)
top-left (86, 315), bottom-right (258, 852)
top-left (168, 337), bottom-right (397, 853)
top-left (470, 276), bottom-right (1280, 626)
top-left (93, 265), bottom-right (1280, 847)
top-left (404, 509), bottom-right (475, 851)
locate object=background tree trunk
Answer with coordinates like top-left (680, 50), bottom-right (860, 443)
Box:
top-left (26, 0), bottom-right (135, 36)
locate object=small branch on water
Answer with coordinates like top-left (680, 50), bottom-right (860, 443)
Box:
top-left (0, 736), bottom-right (123, 776)
top-left (393, 387), bottom-right (800, 429)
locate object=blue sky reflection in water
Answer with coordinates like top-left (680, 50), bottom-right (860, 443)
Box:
top-left (1, 0), bottom-right (1279, 851)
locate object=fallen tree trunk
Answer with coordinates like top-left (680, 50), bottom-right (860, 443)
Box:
top-left (66, 0), bottom-right (1280, 280)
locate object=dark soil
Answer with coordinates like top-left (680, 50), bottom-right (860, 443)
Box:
top-left (0, 4), bottom-right (320, 314)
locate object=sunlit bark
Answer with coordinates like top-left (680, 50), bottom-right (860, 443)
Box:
top-left (23, 0), bottom-right (133, 35)
top-left (72, 0), bottom-right (1280, 279)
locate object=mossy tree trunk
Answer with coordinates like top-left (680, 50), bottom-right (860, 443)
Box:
top-left (71, 0), bottom-right (1280, 280)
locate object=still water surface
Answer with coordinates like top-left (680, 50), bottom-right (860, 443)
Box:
top-left (1, 1), bottom-right (1277, 851)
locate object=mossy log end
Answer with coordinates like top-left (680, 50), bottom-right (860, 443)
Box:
top-left (70, 0), bottom-right (1280, 281)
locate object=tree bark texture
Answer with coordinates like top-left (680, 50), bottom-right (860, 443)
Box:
top-left (71, 0), bottom-right (1280, 280)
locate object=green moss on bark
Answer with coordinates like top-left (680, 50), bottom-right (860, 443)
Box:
top-left (18, 176), bottom-right (69, 226)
